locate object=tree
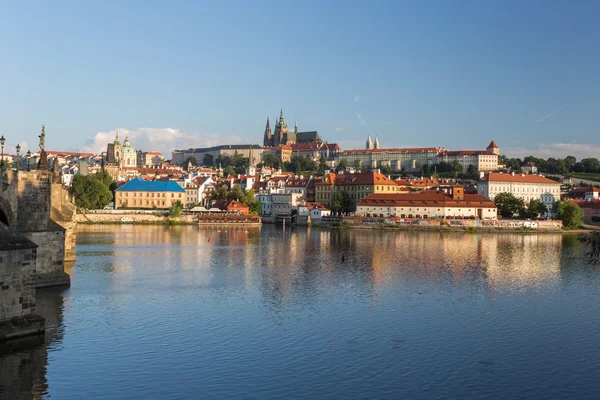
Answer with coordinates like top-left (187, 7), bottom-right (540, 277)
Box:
top-left (554, 200), bottom-right (583, 230)
top-left (168, 200), bottom-right (183, 217)
top-left (451, 160), bottom-right (463, 174)
top-left (493, 192), bottom-right (525, 218)
top-left (335, 159), bottom-right (348, 173)
top-left (332, 191), bottom-right (354, 215)
top-left (70, 173), bottom-right (113, 210)
top-left (564, 155), bottom-right (577, 172)
top-left (224, 166), bottom-right (236, 176)
top-left (261, 154), bottom-right (280, 169)
top-left (526, 199), bottom-right (548, 219)
top-left (466, 164), bottom-right (479, 180)
top-left (202, 154), bottom-right (214, 167)
top-left (241, 189), bottom-right (261, 214)
top-left (379, 165), bottom-right (392, 175)
top-left (184, 156), bottom-right (197, 166)
top-left (227, 186), bottom-right (245, 201)
top-left (317, 156), bottom-right (328, 175)
top-left (210, 185), bottom-right (229, 200)
top-left (582, 158), bottom-right (600, 173)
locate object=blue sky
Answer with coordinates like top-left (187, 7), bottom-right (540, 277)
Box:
top-left (1, 0), bottom-right (599, 159)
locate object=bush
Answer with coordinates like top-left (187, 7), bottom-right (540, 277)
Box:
top-left (168, 201), bottom-right (184, 218)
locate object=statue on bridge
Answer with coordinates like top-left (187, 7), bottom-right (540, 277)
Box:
top-left (38, 125), bottom-right (49, 171)
top-left (39, 125), bottom-right (45, 151)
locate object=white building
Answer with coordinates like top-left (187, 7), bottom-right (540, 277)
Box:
top-left (357, 185), bottom-right (497, 219)
top-left (477, 172), bottom-right (561, 214)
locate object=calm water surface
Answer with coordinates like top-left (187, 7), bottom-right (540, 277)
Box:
top-left (1, 225), bottom-right (600, 399)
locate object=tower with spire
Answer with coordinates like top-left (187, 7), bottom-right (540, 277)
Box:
top-left (366, 135), bottom-right (373, 150)
top-left (263, 117), bottom-right (272, 146)
top-left (374, 135), bottom-right (380, 150)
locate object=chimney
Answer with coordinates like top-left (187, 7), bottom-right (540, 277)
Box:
top-left (511, 172), bottom-right (515, 176)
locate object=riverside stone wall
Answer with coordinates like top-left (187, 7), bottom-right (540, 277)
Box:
top-left (0, 247), bottom-right (37, 321)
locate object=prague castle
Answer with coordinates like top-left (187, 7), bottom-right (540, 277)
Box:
top-left (263, 109), bottom-right (321, 147)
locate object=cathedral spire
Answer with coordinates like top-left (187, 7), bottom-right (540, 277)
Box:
top-left (366, 135), bottom-right (373, 150)
top-left (374, 135), bottom-right (380, 150)
top-left (294, 119), bottom-right (298, 134)
top-left (263, 117), bottom-right (272, 146)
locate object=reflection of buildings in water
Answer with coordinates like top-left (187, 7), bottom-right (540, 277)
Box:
top-left (0, 288), bottom-right (66, 400)
top-left (345, 230), bottom-right (562, 293)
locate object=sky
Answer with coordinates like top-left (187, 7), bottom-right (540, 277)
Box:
top-left (1, 0), bottom-right (599, 160)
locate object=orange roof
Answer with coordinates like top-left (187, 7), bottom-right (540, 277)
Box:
top-left (579, 200), bottom-right (600, 210)
top-left (444, 150), bottom-right (495, 156)
top-left (342, 147), bottom-right (442, 155)
top-left (480, 173), bottom-right (560, 184)
top-left (358, 192), bottom-right (496, 208)
top-left (488, 140), bottom-right (499, 149)
top-left (304, 202), bottom-right (330, 211)
top-left (317, 171), bottom-right (396, 186)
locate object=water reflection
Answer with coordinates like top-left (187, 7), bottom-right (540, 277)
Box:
top-left (1, 225), bottom-right (596, 399)
top-left (0, 287), bottom-right (66, 400)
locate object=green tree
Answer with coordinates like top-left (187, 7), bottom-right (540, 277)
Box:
top-left (317, 156), bottom-right (329, 175)
top-left (451, 160), bottom-right (463, 174)
top-left (466, 164), bottom-right (479, 180)
top-left (70, 173), bottom-right (113, 210)
top-left (168, 200), bottom-right (183, 217)
top-left (261, 154), bottom-right (280, 169)
top-left (210, 185), bottom-right (229, 200)
top-left (224, 166), bottom-right (236, 176)
top-left (202, 154), bottom-right (214, 167)
top-left (227, 186), bottom-right (245, 201)
top-left (554, 200), bottom-right (583, 230)
top-left (332, 191), bottom-right (354, 215)
top-left (241, 189), bottom-right (261, 214)
top-left (184, 156), bottom-right (197, 166)
top-left (564, 155), bottom-right (577, 172)
top-left (379, 164), bottom-right (392, 175)
top-left (493, 192), bottom-right (525, 218)
top-left (335, 159), bottom-right (348, 173)
top-left (526, 199), bottom-right (548, 219)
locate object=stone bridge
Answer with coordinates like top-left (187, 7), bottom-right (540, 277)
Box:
top-left (0, 165), bottom-right (76, 340)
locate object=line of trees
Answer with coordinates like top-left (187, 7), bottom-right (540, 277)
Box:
top-left (209, 185), bottom-right (262, 214)
top-left (501, 155), bottom-right (600, 174)
top-left (492, 192), bottom-right (583, 229)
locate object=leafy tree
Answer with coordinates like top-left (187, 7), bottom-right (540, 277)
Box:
top-left (202, 154), bottom-right (214, 167)
top-left (227, 186), bottom-right (245, 201)
top-left (582, 158), bottom-right (600, 173)
top-left (451, 160), bottom-right (463, 174)
top-left (317, 156), bottom-right (329, 175)
top-left (210, 185), bottom-right (229, 200)
top-left (493, 192), bottom-right (525, 218)
top-left (526, 199), bottom-right (548, 219)
top-left (168, 200), bottom-right (184, 217)
top-left (332, 191), bottom-right (354, 215)
top-left (241, 189), bottom-right (261, 214)
top-left (70, 173), bottom-right (113, 210)
top-left (554, 200), bottom-right (583, 230)
top-left (466, 164), bottom-right (479, 180)
top-left (184, 156), bottom-right (197, 166)
top-left (215, 154), bottom-right (231, 168)
top-left (289, 155), bottom-right (317, 174)
top-left (564, 155), bottom-right (577, 171)
top-left (261, 154), bottom-right (280, 169)
top-left (335, 159), bottom-right (348, 173)
top-left (224, 166), bottom-right (236, 176)
top-left (379, 164), bottom-right (392, 175)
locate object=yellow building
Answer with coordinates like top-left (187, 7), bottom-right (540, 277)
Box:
top-left (115, 177), bottom-right (186, 209)
top-left (315, 171), bottom-right (399, 210)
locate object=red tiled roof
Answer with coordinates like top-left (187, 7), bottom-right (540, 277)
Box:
top-left (488, 140), bottom-right (499, 149)
top-left (579, 200), bottom-right (600, 210)
top-left (480, 173), bottom-right (560, 184)
top-left (444, 150), bottom-right (496, 156)
top-left (316, 171), bottom-right (396, 186)
top-left (304, 202), bottom-right (330, 211)
top-left (358, 192), bottom-right (496, 208)
top-left (47, 151), bottom-right (95, 158)
top-left (342, 147), bottom-right (442, 155)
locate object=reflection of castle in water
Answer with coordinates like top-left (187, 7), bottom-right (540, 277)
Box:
top-left (0, 288), bottom-right (66, 399)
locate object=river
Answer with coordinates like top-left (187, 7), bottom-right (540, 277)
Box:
top-left (1, 225), bottom-right (600, 399)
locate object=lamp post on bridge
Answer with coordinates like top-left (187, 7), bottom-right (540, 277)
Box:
top-left (15, 144), bottom-right (20, 171)
top-left (26, 150), bottom-right (31, 171)
top-left (0, 135), bottom-right (5, 170)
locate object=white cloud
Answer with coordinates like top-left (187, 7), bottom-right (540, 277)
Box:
top-left (354, 94), bottom-right (360, 102)
top-left (80, 127), bottom-right (243, 159)
top-left (335, 127), bottom-right (345, 132)
top-left (356, 113), bottom-right (366, 126)
top-left (505, 142), bottom-right (600, 160)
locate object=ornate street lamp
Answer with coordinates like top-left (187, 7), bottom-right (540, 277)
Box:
top-left (15, 144), bottom-right (20, 171)
top-left (0, 135), bottom-right (5, 168)
top-left (26, 150), bottom-right (31, 171)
